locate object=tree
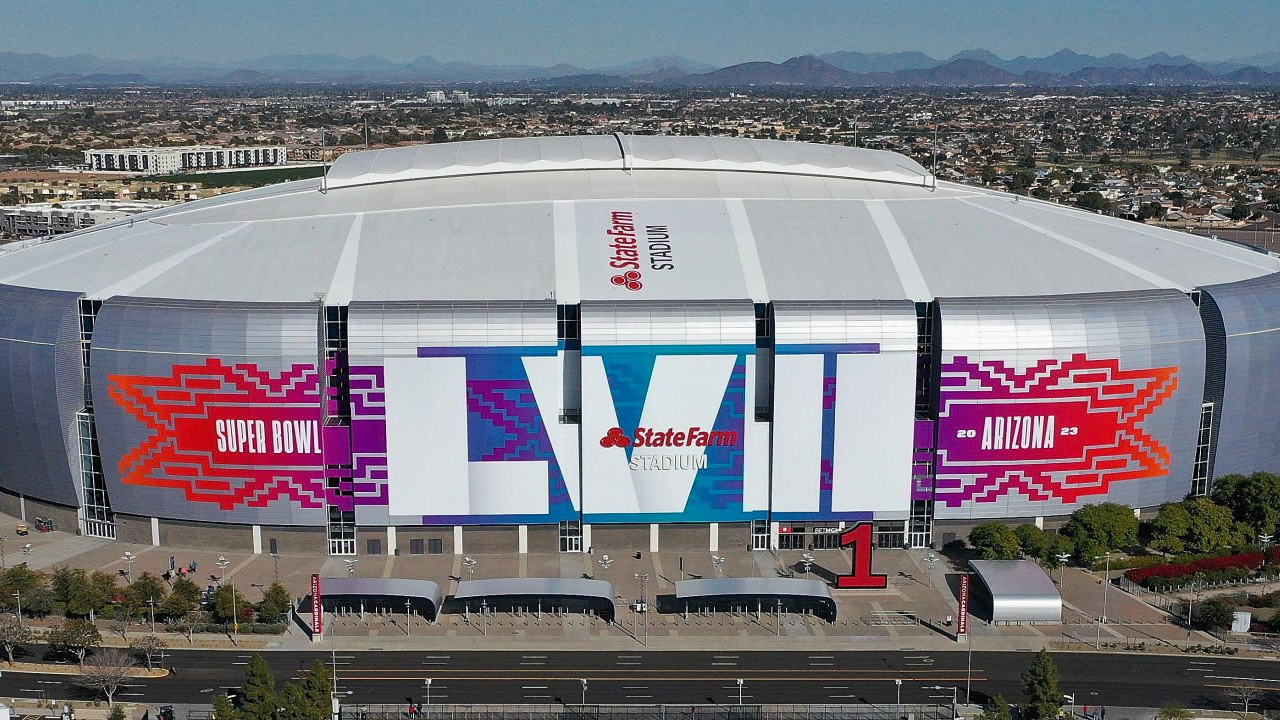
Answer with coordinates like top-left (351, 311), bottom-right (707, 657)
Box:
top-left (1019, 649), bottom-right (1061, 720)
top-left (1156, 702), bottom-right (1193, 720)
top-left (431, 127), bottom-right (449, 143)
top-left (0, 613), bottom-right (32, 664)
top-left (47, 618), bottom-right (102, 668)
top-left (977, 695), bottom-right (1013, 720)
top-left (1192, 597), bottom-right (1235, 631)
top-left (1061, 502), bottom-right (1139, 561)
top-left (159, 576), bottom-right (201, 621)
top-left (1151, 498), bottom-right (1244, 554)
top-left (1014, 524), bottom-right (1049, 558)
top-left (107, 706), bottom-right (127, 720)
top-left (281, 659), bottom-right (334, 720)
top-left (969, 522), bottom-right (1022, 560)
top-left (53, 567), bottom-right (104, 618)
top-left (1229, 203), bottom-right (1251, 221)
top-left (240, 653), bottom-right (279, 720)
top-left (130, 633), bottom-right (168, 671)
top-left (980, 165), bottom-right (998, 185)
top-left (1225, 679), bottom-right (1262, 715)
top-left (211, 584), bottom-right (248, 625)
top-left (212, 693), bottom-right (242, 720)
top-left (1077, 191), bottom-right (1110, 212)
top-left (1212, 472), bottom-right (1280, 537)
top-left (258, 582), bottom-right (292, 624)
top-left (125, 572), bottom-right (168, 614)
top-left (75, 647), bottom-right (136, 705)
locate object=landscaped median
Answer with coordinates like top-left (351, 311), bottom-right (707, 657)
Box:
top-left (0, 659), bottom-right (167, 677)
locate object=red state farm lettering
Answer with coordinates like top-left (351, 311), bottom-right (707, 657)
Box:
top-left (607, 210), bottom-right (640, 270)
top-left (215, 418), bottom-right (322, 455)
top-left (633, 426), bottom-right (738, 448)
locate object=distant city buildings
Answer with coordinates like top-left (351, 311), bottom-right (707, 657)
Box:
top-left (0, 200), bottom-right (169, 240)
top-left (83, 145), bottom-right (287, 174)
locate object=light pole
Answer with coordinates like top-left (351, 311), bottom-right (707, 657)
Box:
top-left (712, 555), bottom-right (725, 578)
top-left (343, 558), bottom-right (358, 577)
top-left (895, 678), bottom-right (902, 706)
top-left (1092, 552), bottom-right (1111, 649)
top-left (146, 596), bottom-right (156, 632)
top-left (424, 678), bottom-right (432, 707)
top-left (1055, 553), bottom-right (1070, 587)
top-left (463, 556), bottom-right (477, 581)
top-left (215, 556), bottom-right (236, 640)
top-left (737, 678), bottom-right (744, 706)
top-left (926, 685), bottom-right (958, 718)
top-left (270, 551), bottom-right (280, 584)
top-left (581, 678), bottom-right (587, 705)
top-left (121, 551), bottom-right (136, 583)
top-left (11, 591), bottom-right (20, 627)
top-left (1064, 693), bottom-right (1075, 718)
top-left (0, 534), bottom-right (7, 568)
top-left (634, 572), bottom-right (649, 646)
top-left (598, 555), bottom-right (612, 583)
top-left (405, 599), bottom-right (413, 636)
top-left (1262, 534), bottom-right (1275, 593)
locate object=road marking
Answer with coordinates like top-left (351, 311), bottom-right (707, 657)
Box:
top-left (810, 655), bottom-right (835, 659)
top-left (1205, 675), bottom-right (1280, 683)
top-left (36, 681), bottom-right (60, 685)
top-left (119, 693), bottom-right (145, 697)
top-left (823, 686), bottom-right (849, 690)
top-left (623, 686), bottom-right (649, 690)
top-left (830, 694), bottom-right (861, 699)
top-left (711, 662), bottom-right (737, 666)
top-left (713, 655), bottom-right (738, 658)
top-left (809, 663), bottom-right (834, 667)
top-left (520, 662), bottom-right (545, 666)
top-left (522, 655), bottom-right (547, 659)
top-left (525, 695), bottom-right (552, 700)
top-left (521, 686), bottom-right (548, 690)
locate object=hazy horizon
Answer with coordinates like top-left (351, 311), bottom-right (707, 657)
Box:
top-left (1, 0), bottom-right (1278, 67)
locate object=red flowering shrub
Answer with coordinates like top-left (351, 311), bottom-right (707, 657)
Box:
top-left (1125, 546), bottom-right (1280, 587)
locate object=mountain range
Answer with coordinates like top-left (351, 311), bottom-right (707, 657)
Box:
top-left (3, 49), bottom-right (1280, 87)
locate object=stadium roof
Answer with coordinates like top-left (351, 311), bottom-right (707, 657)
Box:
top-left (0, 135), bottom-right (1274, 304)
top-left (967, 559), bottom-right (1062, 623)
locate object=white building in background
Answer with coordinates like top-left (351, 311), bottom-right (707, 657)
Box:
top-left (0, 200), bottom-right (169, 239)
top-left (84, 145), bottom-right (287, 174)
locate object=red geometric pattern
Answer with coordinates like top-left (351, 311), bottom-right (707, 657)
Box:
top-left (935, 353), bottom-right (1179, 506)
top-left (107, 359), bottom-right (326, 510)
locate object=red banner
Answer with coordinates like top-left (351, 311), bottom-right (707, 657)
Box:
top-left (957, 574), bottom-right (970, 636)
top-left (310, 573), bottom-right (323, 635)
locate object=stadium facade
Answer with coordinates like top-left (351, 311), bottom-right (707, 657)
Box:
top-left (0, 135), bottom-right (1277, 557)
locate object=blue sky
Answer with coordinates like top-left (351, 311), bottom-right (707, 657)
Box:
top-left (2, 0), bottom-right (1278, 65)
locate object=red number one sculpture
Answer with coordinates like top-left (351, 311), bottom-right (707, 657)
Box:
top-left (834, 522), bottom-right (888, 588)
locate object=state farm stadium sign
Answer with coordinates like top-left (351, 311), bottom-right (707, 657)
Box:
top-left (599, 425), bottom-right (739, 471)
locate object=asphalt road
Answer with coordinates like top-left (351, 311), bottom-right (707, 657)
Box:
top-left (0, 648), bottom-right (1276, 710)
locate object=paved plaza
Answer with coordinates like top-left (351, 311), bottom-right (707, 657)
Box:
top-left (0, 512), bottom-right (1232, 653)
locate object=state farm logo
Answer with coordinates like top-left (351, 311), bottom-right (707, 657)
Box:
top-left (600, 427), bottom-right (632, 448)
top-left (598, 426), bottom-right (738, 448)
top-left (604, 209), bottom-right (673, 293)
top-left (610, 270), bottom-right (643, 292)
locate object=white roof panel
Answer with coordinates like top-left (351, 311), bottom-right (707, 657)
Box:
top-left (0, 136), bottom-right (1273, 305)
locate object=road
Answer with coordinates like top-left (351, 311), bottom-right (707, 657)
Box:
top-left (0, 648), bottom-right (1276, 710)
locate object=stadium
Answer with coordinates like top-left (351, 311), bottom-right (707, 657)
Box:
top-left (0, 134), bottom-right (1276, 559)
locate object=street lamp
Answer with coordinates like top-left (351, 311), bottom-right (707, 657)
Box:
top-left (0, 534), bottom-right (7, 568)
top-left (343, 558), bottom-right (358, 577)
top-left (1091, 552), bottom-right (1111, 649)
top-left (598, 555), bottom-right (612, 583)
top-left (463, 556), bottom-right (477, 582)
top-left (581, 678), bottom-right (587, 705)
top-left (634, 572), bottom-right (649, 646)
top-left (424, 678), bottom-right (432, 707)
top-left (1063, 693), bottom-right (1075, 718)
top-left (1055, 552), bottom-right (1071, 587)
top-left (11, 591), bottom-right (20, 627)
top-left (895, 678), bottom-right (902, 706)
top-left (926, 685), bottom-right (958, 718)
top-left (711, 555), bottom-right (725, 577)
top-left (737, 678), bottom-right (744, 706)
top-left (146, 596), bottom-right (156, 632)
top-left (215, 556), bottom-right (236, 640)
top-left (121, 551), bottom-right (136, 583)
